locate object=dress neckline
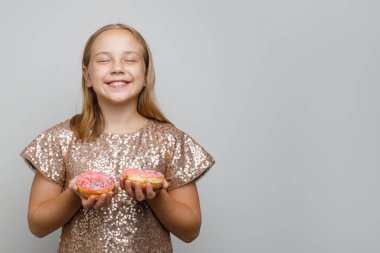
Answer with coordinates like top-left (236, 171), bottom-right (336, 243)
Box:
top-left (100, 119), bottom-right (154, 138)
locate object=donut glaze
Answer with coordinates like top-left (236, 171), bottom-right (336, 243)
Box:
top-left (76, 171), bottom-right (115, 199)
top-left (122, 168), bottom-right (164, 191)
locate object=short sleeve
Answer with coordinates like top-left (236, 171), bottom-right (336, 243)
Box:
top-left (165, 131), bottom-right (215, 190)
top-left (20, 123), bottom-right (69, 187)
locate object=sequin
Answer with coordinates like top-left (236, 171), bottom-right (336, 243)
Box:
top-left (20, 119), bottom-right (215, 253)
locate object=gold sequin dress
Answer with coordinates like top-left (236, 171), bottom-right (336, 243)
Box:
top-left (21, 119), bottom-right (215, 253)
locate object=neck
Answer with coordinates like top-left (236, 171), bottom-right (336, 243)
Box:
top-left (98, 99), bottom-right (148, 134)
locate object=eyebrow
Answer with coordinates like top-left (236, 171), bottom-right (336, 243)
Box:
top-left (93, 51), bottom-right (141, 57)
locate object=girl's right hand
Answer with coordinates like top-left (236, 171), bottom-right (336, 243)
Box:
top-left (69, 176), bottom-right (118, 210)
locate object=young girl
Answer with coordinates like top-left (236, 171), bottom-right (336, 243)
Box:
top-left (21, 24), bottom-right (215, 253)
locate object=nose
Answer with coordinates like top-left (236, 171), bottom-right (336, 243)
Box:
top-left (110, 61), bottom-right (124, 73)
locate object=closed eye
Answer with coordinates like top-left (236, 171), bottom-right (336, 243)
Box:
top-left (124, 59), bottom-right (137, 63)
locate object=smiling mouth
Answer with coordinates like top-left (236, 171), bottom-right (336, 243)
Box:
top-left (107, 81), bottom-right (130, 87)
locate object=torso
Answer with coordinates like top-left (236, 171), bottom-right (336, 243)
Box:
top-left (58, 119), bottom-right (177, 253)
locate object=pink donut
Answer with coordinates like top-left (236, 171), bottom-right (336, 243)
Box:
top-left (122, 168), bottom-right (164, 191)
top-left (76, 171), bottom-right (115, 199)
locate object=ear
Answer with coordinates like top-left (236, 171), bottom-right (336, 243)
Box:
top-left (82, 65), bottom-right (92, 87)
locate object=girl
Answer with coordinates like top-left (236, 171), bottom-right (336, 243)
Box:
top-left (21, 24), bottom-right (215, 253)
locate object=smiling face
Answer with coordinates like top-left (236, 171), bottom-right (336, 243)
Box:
top-left (83, 29), bottom-right (146, 106)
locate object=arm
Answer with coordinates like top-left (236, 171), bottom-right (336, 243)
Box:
top-left (147, 183), bottom-right (201, 243)
top-left (28, 171), bottom-right (82, 237)
top-left (121, 180), bottom-right (201, 243)
top-left (28, 171), bottom-right (117, 237)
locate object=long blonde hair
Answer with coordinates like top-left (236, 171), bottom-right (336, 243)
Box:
top-left (70, 24), bottom-right (170, 141)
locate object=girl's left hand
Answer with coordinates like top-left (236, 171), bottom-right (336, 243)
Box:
top-left (119, 179), bottom-right (169, 201)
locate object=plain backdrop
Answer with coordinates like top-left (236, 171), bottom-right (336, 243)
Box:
top-left (1, 0), bottom-right (380, 252)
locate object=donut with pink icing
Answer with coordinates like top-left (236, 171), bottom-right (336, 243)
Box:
top-left (122, 168), bottom-right (164, 191)
top-left (76, 171), bottom-right (115, 199)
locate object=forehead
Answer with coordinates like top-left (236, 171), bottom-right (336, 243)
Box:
top-left (91, 29), bottom-right (143, 55)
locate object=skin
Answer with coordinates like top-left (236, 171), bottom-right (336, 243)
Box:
top-left (28, 29), bottom-right (202, 243)
top-left (120, 179), bottom-right (201, 242)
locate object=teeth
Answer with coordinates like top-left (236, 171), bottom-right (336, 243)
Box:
top-left (109, 81), bottom-right (127, 87)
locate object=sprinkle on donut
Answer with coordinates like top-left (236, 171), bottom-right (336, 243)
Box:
top-left (76, 171), bottom-right (115, 199)
top-left (122, 168), bottom-right (164, 191)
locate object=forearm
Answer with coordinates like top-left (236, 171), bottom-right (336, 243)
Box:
top-left (28, 189), bottom-right (82, 237)
top-left (146, 190), bottom-right (201, 243)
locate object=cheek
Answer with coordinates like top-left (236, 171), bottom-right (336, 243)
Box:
top-left (132, 65), bottom-right (146, 79)
top-left (89, 66), bottom-right (108, 80)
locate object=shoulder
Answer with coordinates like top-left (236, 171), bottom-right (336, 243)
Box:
top-left (21, 119), bottom-right (74, 160)
top-left (148, 120), bottom-right (205, 152)
top-left (40, 119), bottom-right (72, 137)
top-left (149, 120), bottom-right (186, 142)
top-left (34, 119), bottom-right (74, 145)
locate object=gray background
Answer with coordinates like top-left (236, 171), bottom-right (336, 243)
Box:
top-left (1, 0), bottom-right (379, 252)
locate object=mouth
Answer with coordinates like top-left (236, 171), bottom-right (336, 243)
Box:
top-left (106, 80), bottom-right (130, 88)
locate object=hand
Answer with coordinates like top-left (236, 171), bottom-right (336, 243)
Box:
top-left (119, 178), bottom-right (169, 202)
top-left (69, 176), bottom-right (118, 210)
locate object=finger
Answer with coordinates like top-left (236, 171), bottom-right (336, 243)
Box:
top-left (69, 177), bottom-right (78, 192)
top-left (163, 179), bottom-right (170, 189)
top-left (83, 195), bottom-right (96, 209)
top-left (113, 186), bottom-right (118, 195)
top-left (119, 178), bottom-right (126, 190)
top-left (134, 183), bottom-right (145, 201)
top-left (125, 180), bottom-right (135, 198)
top-left (145, 182), bottom-right (156, 199)
top-left (71, 184), bottom-right (78, 192)
top-left (69, 176), bottom-right (77, 186)
top-left (93, 194), bottom-right (107, 210)
top-left (105, 191), bottom-right (114, 205)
